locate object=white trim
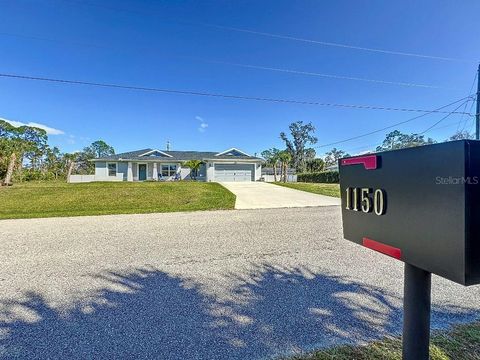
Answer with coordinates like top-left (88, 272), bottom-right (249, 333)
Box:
top-left (127, 162), bottom-right (133, 182)
top-left (137, 162), bottom-right (148, 181)
top-left (138, 149), bottom-right (173, 158)
top-left (152, 162), bottom-right (158, 181)
top-left (214, 147), bottom-right (251, 157)
top-left (203, 158), bottom-right (262, 163)
top-left (106, 162), bottom-right (117, 177)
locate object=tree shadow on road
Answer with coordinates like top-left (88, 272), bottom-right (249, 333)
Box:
top-left (0, 268), bottom-right (226, 360)
top-left (214, 264), bottom-right (478, 358)
top-left (0, 265), bottom-right (477, 359)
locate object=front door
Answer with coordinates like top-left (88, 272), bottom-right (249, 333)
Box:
top-left (138, 164), bottom-right (147, 181)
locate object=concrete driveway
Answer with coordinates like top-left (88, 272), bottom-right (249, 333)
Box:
top-left (220, 181), bottom-right (340, 209)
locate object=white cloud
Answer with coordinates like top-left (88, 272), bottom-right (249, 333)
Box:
top-left (353, 150), bottom-right (374, 156)
top-left (1, 117), bottom-right (64, 135)
top-left (196, 116), bottom-right (209, 133)
top-left (67, 135), bottom-right (76, 144)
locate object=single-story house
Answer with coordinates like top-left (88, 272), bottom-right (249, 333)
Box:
top-left (69, 147), bottom-right (263, 183)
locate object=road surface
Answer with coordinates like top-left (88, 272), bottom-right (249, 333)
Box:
top-left (1, 207), bottom-right (479, 359)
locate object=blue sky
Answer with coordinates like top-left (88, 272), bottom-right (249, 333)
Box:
top-left (1, 0), bottom-right (479, 156)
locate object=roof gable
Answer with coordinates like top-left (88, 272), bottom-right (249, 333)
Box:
top-left (215, 148), bottom-right (250, 157)
top-left (138, 149), bottom-right (172, 158)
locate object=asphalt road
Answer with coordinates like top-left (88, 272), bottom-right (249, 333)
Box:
top-left (1, 207), bottom-right (479, 359)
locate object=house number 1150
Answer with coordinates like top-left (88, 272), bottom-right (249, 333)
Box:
top-left (345, 187), bottom-right (386, 215)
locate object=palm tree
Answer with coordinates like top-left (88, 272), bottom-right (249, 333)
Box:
top-left (183, 160), bottom-right (203, 181)
top-left (278, 151), bottom-right (292, 183)
top-left (3, 152), bottom-right (16, 186)
top-left (2, 138), bottom-right (26, 186)
top-left (63, 153), bottom-right (78, 183)
top-left (261, 148), bottom-right (280, 182)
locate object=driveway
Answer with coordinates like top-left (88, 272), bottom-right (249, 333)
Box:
top-left (219, 181), bottom-right (340, 209)
top-left (1, 208), bottom-right (479, 359)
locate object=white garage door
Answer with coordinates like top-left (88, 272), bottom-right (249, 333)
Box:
top-left (214, 164), bottom-right (254, 182)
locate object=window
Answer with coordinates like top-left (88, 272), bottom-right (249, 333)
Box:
top-left (161, 164), bottom-right (177, 177)
top-left (107, 163), bottom-right (117, 177)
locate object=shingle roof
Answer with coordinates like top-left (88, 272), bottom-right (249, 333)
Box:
top-left (94, 148), bottom-right (263, 162)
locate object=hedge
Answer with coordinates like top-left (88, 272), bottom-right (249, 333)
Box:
top-left (297, 171), bottom-right (339, 183)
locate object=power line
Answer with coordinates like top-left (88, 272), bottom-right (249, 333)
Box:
top-left (460, 97), bottom-right (477, 132)
top-left (315, 95), bottom-right (475, 149)
top-left (469, 116), bottom-right (477, 134)
top-left (0, 32), bottom-right (453, 90)
top-left (206, 60), bottom-right (452, 89)
top-left (63, 0), bottom-right (474, 63)
top-left (0, 72), bottom-right (473, 114)
top-left (457, 72), bottom-right (478, 132)
top-left (420, 99), bottom-right (471, 134)
top-left (201, 24), bottom-right (474, 63)
top-left (337, 118), bottom-right (474, 155)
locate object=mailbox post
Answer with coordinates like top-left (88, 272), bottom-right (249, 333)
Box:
top-left (403, 264), bottom-right (431, 359)
top-left (339, 140), bottom-right (480, 360)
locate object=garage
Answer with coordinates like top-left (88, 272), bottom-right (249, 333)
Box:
top-left (214, 163), bottom-right (254, 182)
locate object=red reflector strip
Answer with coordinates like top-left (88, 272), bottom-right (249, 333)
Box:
top-left (362, 237), bottom-right (402, 260)
top-left (341, 155), bottom-right (378, 170)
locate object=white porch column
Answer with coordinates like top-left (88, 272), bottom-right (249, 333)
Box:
top-left (153, 163), bottom-right (158, 181)
top-left (127, 162), bottom-right (133, 182)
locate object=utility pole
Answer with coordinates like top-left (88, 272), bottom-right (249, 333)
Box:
top-left (476, 63), bottom-right (480, 140)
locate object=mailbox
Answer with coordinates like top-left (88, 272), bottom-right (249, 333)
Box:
top-left (339, 140), bottom-right (480, 286)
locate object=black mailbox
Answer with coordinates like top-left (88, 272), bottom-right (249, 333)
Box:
top-left (339, 140), bottom-right (480, 286)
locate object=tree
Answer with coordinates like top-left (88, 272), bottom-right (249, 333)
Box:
top-left (78, 140), bottom-right (115, 174)
top-left (324, 148), bottom-right (350, 168)
top-left (280, 121), bottom-right (318, 173)
top-left (277, 150), bottom-right (292, 183)
top-left (1, 120), bottom-right (108, 183)
top-left (376, 130), bottom-right (436, 152)
top-left (183, 160), bottom-right (203, 180)
top-left (44, 146), bottom-right (62, 179)
top-left (86, 140), bottom-right (115, 158)
top-left (63, 152), bottom-right (78, 183)
top-left (261, 148), bottom-right (280, 182)
top-left (20, 126), bottom-right (48, 170)
top-left (0, 120), bottom-right (18, 182)
top-left (305, 148), bottom-right (316, 161)
top-left (305, 158), bottom-right (325, 173)
top-left (447, 130), bottom-right (474, 141)
top-left (3, 152), bottom-right (16, 186)
top-left (0, 120), bottom-right (47, 184)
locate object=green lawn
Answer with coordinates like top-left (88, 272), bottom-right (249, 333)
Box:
top-left (0, 181), bottom-right (236, 219)
top-left (274, 182), bottom-right (340, 198)
top-left (288, 321), bottom-right (480, 360)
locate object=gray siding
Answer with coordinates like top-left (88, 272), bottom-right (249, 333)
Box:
top-left (117, 162), bottom-right (128, 181)
top-left (95, 162), bottom-right (106, 177)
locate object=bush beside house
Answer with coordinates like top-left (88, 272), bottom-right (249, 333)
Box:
top-left (297, 171), bottom-right (339, 183)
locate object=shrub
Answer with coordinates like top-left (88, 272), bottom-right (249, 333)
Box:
top-left (13, 169), bottom-right (57, 182)
top-left (297, 171), bottom-right (339, 183)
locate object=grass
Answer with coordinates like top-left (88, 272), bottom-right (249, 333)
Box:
top-left (0, 181), bottom-right (236, 219)
top-left (274, 182), bottom-right (340, 198)
top-left (287, 321), bottom-right (480, 360)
